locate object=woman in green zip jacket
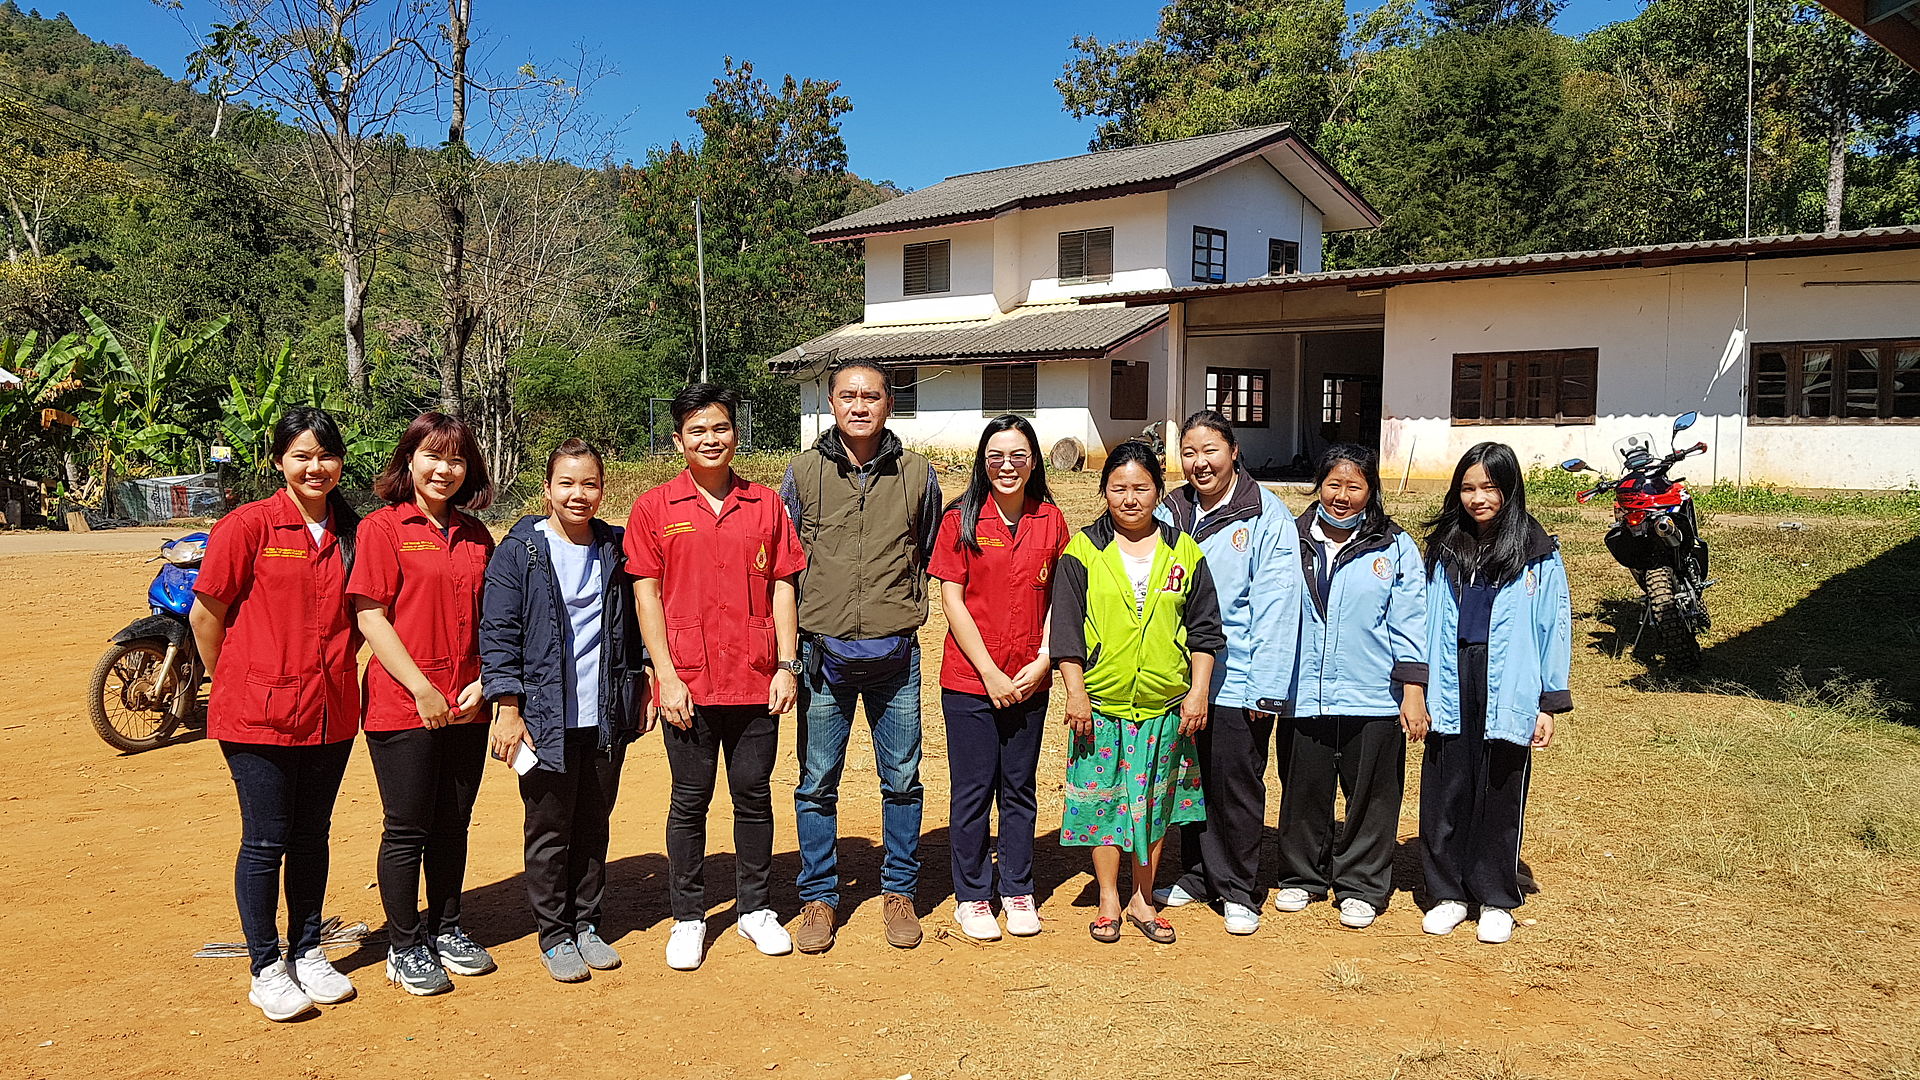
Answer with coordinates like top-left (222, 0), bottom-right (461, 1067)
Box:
top-left (1050, 440), bottom-right (1226, 946)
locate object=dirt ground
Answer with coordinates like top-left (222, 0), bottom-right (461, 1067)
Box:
top-left (2, 510), bottom-right (1916, 1080)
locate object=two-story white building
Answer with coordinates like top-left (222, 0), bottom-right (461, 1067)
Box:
top-left (768, 124), bottom-right (1381, 469)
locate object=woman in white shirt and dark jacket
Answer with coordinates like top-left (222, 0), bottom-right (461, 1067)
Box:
top-left (1275, 444), bottom-right (1427, 931)
top-left (1418, 441), bottom-right (1572, 946)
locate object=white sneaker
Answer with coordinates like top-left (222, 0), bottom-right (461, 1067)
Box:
top-left (1153, 883), bottom-right (1200, 907)
top-left (1272, 887), bottom-right (1312, 913)
top-left (1338, 898), bottom-right (1378, 929)
top-left (1477, 907), bottom-right (1515, 944)
top-left (290, 947), bottom-right (355, 1003)
top-left (248, 959), bottom-right (316, 1022)
top-left (1222, 902), bottom-right (1260, 935)
top-left (1001, 894), bottom-right (1042, 937)
top-left (665, 919), bottom-right (707, 970)
top-left (735, 909), bottom-right (793, 956)
top-left (1423, 900), bottom-right (1470, 936)
top-left (953, 899), bottom-right (1002, 941)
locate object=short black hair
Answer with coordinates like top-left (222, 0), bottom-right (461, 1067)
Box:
top-left (671, 383), bottom-right (741, 430)
top-left (826, 359), bottom-right (891, 396)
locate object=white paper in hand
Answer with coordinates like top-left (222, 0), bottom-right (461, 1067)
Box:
top-left (511, 741), bottom-right (537, 775)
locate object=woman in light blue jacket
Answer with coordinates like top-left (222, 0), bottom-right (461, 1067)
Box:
top-left (1419, 442), bottom-right (1572, 946)
top-left (1275, 444), bottom-right (1426, 931)
top-left (1152, 411), bottom-right (1300, 936)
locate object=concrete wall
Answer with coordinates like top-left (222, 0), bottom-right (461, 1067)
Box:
top-left (1167, 159), bottom-right (1320, 285)
top-left (1375, 248), bottom-right (1920, 490)
top-left (1010, 194), bottom-right (1175, 309)
top-left (863, 220), bottom-right (999, 323)
top-left (1185, 332), bottom-right (1302, 472)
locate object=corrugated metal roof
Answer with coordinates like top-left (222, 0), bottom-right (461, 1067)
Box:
top-left (1082, 225), bottom-right (1920, 305)
top-left (810, 125), bottom-right (1378, 240)
top-left (766, 303), bottom-right (1168, 372)
top-left (1816, 1), bottom-right (1920, 73)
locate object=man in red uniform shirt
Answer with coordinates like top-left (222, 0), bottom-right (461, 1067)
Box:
top-left (626, 383), bottom-right (806, 971)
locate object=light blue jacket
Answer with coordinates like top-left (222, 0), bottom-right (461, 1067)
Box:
top-left (1425, 518), bottom-right (1574, 746)
top-left (1157, 466), bottom-right (1299, 712)
top-left (1292, 509), bottom-right (1428, 717)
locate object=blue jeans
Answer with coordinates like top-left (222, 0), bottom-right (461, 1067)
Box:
top-left (794, 639), bottom-right (924, 906)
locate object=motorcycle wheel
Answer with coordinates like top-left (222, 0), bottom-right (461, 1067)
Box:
top-left (88, 639), bottom-right (187, 753)
top-left (1644, 567), bottom-right (1702, 670)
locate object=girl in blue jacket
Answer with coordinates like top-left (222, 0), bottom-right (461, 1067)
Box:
top-left (1153, 411), bottom-right (1301, 936)
top-left (1275, 444), bottom-right (1427, 931)
top-left (1419, 442), bottom-right (1572, 945)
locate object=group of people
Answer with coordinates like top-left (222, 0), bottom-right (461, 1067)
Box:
top-left (188, 358), bottom-right (1570, 1023)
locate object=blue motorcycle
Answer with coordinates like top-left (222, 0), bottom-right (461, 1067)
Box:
top-left (88, 533), bottom-right (208, 752)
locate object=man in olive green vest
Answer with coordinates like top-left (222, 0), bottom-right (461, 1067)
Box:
top-left (779, 361), bottom-right (943, 953)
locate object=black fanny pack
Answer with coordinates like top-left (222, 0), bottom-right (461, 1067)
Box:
top-left (809, 633), bottom-right (913, 687)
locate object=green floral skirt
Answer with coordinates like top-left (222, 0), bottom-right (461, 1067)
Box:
top-left (1060, 708), bottom-right (1205, 853)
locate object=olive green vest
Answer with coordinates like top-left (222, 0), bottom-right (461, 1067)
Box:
top-left (790, 440), bottom-right (931, 639)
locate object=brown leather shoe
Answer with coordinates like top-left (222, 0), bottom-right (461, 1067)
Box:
top-left (882, 893), bottom-right (922, 948)
top-left (794, 900), bottom-right (837, 954)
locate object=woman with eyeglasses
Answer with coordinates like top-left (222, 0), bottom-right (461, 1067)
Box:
top-left (927, 415), bottom-right (1069, 941)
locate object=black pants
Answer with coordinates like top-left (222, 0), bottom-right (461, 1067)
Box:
top-left (365, 722), bottom-right (489, 950)
top-left (1277, 713), bottom-right (1406, 911)
top-left (943, 689), bottom-right (1047, 903)
top-left (1420, 643), bottom-right (1532, 910)
top-left (520, 727), bottom-right (625, 950)
top-left (1171, 705), bottom-right (1278, 910)
top-left (221, 739), bottom-right (354, 975)
top-left (662, 704), bottom-right (779, 921)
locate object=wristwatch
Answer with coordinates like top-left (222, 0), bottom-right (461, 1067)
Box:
top-left (778, 659), bottom-right (803, 675)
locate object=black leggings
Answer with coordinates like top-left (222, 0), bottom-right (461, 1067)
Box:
top-left (221, 739), bottom-right (354, 974)
top-left (366, 723), bottom-right (489, 950)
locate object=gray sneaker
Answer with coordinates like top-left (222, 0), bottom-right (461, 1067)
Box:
top-left (542, 939), bottom-right (591, 983)
top-left (385, 944), bottom-right (453, 996)
top-left (433, 926), bottom-right (497, 976)
top-left (576, 926), bottom-right (621, 970)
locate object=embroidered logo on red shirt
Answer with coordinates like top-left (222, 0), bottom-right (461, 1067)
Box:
top-left (1036, 561), bottom-right (1051, 585)
top-left (662, 521), bottom-right (695, 538)
top-left (755, 542), bottom-right (769, 572)
top-left (262, 547), bottom-right (308, 559)
top-left (976, 536), bottom-right (1006, 548)
top-left (400, 540), bottom-right (439, 552)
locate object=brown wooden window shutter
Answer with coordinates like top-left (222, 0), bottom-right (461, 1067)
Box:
top-left (1058, 228), bottom-right (1113, 285)
top-left (902, 240), bottom-right (951, 295)
top-left (1450, 349), bottom-right (1598, 425)
top-left (1747, 338), bottom-right (1920, 423)
top-left (1110, 359), bottom-right (1148, 420)
top-left (892, 366), bottom-right (918, 417)
top-left (982, 363), bottom-right (1038, 416)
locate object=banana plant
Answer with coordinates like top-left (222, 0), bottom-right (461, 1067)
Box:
top-left (78, 309), bottom-right (231, 507)
top-left (216, 340), bottom-right (294, 473)
top-left (0, 329), bottom-right (91, 479)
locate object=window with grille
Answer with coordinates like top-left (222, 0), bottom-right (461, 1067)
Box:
top-left (1205, 367), bottom-right (1267, 427)
top-left (1110, 359), bottom-right (1149, 420)
top-left (1058, 228), bottom-right (1114, 285)
top-left (902, 240), bottom-right (951, 295)
top-left (1450, 349), bottom-right (1598, 425)
top-left (891, 366), bottom-right (918, 417)
top-left (1269, 238), bottom-right (1300, 276)
top-left (1750, 339), bottom-right (1920, 423)
top-left (1192, 227), bottom-right (1227, 283)
top-left (981, 363), bottom-right (1037, 416)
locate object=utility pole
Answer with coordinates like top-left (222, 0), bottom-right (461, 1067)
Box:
top-left (694, 195), bottom-right (709, 383)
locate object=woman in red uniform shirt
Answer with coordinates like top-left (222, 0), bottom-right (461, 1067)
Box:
top-left (927, 414), bottom-right (1067, 941)
top-left (189, 408), bottom-right (363, 1022)
top-left (348, 413), bottom-right (497, 996)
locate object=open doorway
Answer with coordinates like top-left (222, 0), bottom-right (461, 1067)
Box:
top-left (1301, 330), bottom-right (1384, 459)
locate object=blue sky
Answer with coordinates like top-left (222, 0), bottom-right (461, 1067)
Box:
top-left (56, 0), bottom-right (1636, 190)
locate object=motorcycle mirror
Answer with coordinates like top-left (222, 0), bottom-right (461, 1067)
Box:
top-left (1560, 458), bottom-right (1587, 472)
top-left (1673, 411), bottom-right (1699, 433)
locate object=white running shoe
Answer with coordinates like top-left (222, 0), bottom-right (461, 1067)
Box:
top-left (735, 909), bottom-right (793, 956)
top-left (248, 959), bottom-right (316, 1022)
top-left (290, 947), bottom-right (355, 1003)
top-left (1338, 898), bottom-right (1379, 929)
top-left (1153, 884), bottom-right (1200, 907)
top-left (1477, 907), bottom-right (1515, 944)
top-left (666, 919), bottom-right (707, 971)
top-left (954, 899), bottom-right (1002, 941)
top-left (1272, 887), bottom-right (1312, 913)
top-left (1222, 902), bottom-right (1261, 935)
top-left (1001, 894), bottom-right (1042, 937)
top-left (1423, 900), bottom-right (1470, 936)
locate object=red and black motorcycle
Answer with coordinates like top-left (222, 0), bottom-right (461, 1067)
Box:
top-left (1560, 411), bottom-right (1712, 667)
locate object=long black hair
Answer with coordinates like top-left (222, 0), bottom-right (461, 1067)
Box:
top-left (950, 414), bottom-right (1053, 553)
top-left (271, 406), bottom-right (360, 567)
top-left (1313, 443), bottom-right (1390, 538)
top-left (1423, 441), bottom-right (1529, 586)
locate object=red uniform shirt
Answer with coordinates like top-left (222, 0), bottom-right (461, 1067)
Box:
top-left (927, 499), bottom-right (1069, 695)
top-left (624, 470), bottom-right (806, 707)
top-left (194, 490), bottom-right (361, 745)
top-left (346, 503), bottom-right (496, 731)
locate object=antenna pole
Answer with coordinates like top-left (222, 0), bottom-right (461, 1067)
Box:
top-left (695, 195), bottom-right (709, 383)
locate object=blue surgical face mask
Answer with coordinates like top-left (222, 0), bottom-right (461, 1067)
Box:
top-left (1317, 502), bottom-right (1364, 530)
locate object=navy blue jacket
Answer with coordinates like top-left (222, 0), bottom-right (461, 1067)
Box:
top-left (480, 515), bottom-right (645, 771)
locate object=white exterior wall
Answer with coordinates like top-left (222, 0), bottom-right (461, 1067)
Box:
top-left (1376, 248), bottom-right (1920, 490)
top-left (1185, 332), bottom-right (1302, 472)
top-left (863, 220), bottom-right (999, 323)
top-left (1011, 194), bottom-right (1175, 307)
top-left (1166, 160), bottom-right (1322, 285)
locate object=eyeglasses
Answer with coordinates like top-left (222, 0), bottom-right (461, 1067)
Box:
top-left (985, 452), bottom-right (1032, 468)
